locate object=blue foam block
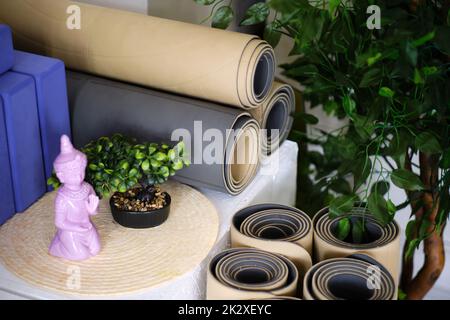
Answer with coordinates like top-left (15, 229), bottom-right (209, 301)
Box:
top-left (0, 72), bottom-right (46, 213)
top-left (0, 95), bottom-right (15, 224)
top-left (12, 50), bottom-right (71, 187)
top-left (0, 24), bottom-right (14, 75)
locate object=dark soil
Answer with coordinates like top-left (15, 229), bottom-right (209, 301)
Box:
top-left (112, 186), bottom-right (168, 212)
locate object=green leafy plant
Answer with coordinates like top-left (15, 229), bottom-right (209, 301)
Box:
top-left (218, 0), bottom-right (449, 299)
top-left (48, 134), bottom-right (190, 200)
top-left (194, 0), bottom-right (270, 30)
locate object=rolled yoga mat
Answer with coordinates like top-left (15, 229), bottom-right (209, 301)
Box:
top-left (249, 82), bottom-right (295, 155)
top-left (0, 24), bottom-right (13, 75)
top-left (231, 204), bottom-right (312, 275)
top-left (67, 71), bottom-right (260, 195)
top-left (207, 248), bottom-right (299, 300)
top-left (313, 205), bottom-right (401, 283)
top-left (303, 254), bottom-right (397, 300)
top-left (0, 0), bottom-right (275, 109)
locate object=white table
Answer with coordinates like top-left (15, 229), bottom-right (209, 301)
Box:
top-left (0, 141), bottom-right (299, 300)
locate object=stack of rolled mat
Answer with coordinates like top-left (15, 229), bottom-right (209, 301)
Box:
top-left (231, 204), bottom-right (313, 274)
top-left (313, 205), bottom-right (401, 283)
top-left (207, 203), bottom-right (400, 300)
top-left (303, 254), bottom-right (397, 300)
top-left (0, 0), bottom-right (296, 195)
top-left (207, 248), bottom-right (299, 300)
top-left (0, 24), bottom-right (71, 225)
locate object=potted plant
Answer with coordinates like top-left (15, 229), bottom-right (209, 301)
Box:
top-left (236, 0), bottom-right (449, 299)
top-left (48, 134), bottom-right (190, 228)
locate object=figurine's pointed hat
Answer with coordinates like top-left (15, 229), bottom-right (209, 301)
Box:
top-left (54, 135), bottom-right (87, 172)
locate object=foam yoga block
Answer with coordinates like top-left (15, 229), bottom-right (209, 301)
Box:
top-left (67, 72), bottom-right (260, 195)
top-left (231, 204), bottom-right (313, 275)
top-left (249, 83), bottom-right (295, 155)
top-left (11, 50), bottom-right (71, 183)
top-left (0, 73), bottom-right (46, 212)
top-left (207, 248), bottom-right (299, 300)
top-left (0, 24), bottom-right (13, 75)
top-left (0, 100), bottom-right (15, 224)
top-left (0, 0), bottom-right (275, 109)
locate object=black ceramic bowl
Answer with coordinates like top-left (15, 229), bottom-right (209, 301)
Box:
top-left (110, 192), bottom-right (171, 229)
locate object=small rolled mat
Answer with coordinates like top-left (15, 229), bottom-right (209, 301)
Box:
top-left (313, 205), bottom-right (400, 283)
top-left (231, 204), bottom-right (312, 275)
top-left (249, 82), bottom-right (295, 155)
top-left (0, 0), bottom-right (275, 109)
top-left (303, 254), bottom-right (397, 300)
top-left (67, 71), bottom-right (260, 195)
top-left (0, 181), bottom-right (219, 296)
top-left (207, 248), bottom-right (299, 300)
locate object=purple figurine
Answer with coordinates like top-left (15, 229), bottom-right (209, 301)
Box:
top-left (49, 135), bottom-right (101, 260)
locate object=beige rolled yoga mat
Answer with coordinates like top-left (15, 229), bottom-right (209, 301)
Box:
top-left (249, 82), bottom-right (295, 155)
top-left (231, 204), bottom-right (312, 276)
top-left (313, 205), bottom-right (401, 283)
top-left (303, 254), bottom-right (397, 300)
top-left (0, 0), bottom-right (275, 109)
top-left (207, 248), bottom-right (299, 300)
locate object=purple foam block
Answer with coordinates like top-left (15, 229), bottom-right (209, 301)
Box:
top-left (0, 95), bottom-right (15, 224)
top-left (0, 72), bottom-right (46, 213)
top-left (0, 24), bottom-right (14, 75)
top-left (12, 50), bottom-right (71, 188)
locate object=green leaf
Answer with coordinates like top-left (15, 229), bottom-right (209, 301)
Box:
top-left (329, 178), bottom-right (352, 195)
top-left (89, 163), bottom-right (98, 171)
top-left (351, 218), bottom-right (364, 244)
top-left (367, 53), bottom-right (382, 66)
top-left (212, 6), bottom-right (233, 29)
top-left (368, 192), bottom-right (392, 225)
top-left (415, 132), bottom-right (442, 155)
top-left (118, 160), bottom-right (129, 171)
top-left (387, 199), bottom-right (396, 216)
top-left (194, 0), bottom-right (216, 5)
top-left (353, 157), bottom-right (372, 190)
top-left (440, 148), bottom-right (450, 169)
top-left (151, 159), bottom-right (161, 168)
top-left (167, 150), bottom-right (175, 162)
top-left (148, 145), bottom-right (157, 155)
top-left (391, 169), bottom-right (424, 191)
top-left (336, 217), bottom-right (350, 240)
top-left (412, 31), bottom-right (435, 48)
top-left (403, 41), bottom-right (418, 66)
top-left (141, 159), bottom-right (150, 171)
top-left (422, 66), bottom-right (438, 76)
top-left (241, 2), bottom-right (269, 26)
top-left (378, 87), bottom-right (395, 98)
top-left (328, 0), bottom-right (341, 19)
top-left (324, 100), bottom-right (339, 116)
top-left (329, 195), bottom-right (356, 218)
top-left (172, 159), bottom-right (184, 171)
top-left (342, 95), bottom-right (356, 117)
top-left (129, 168), bottom-right (138, 177)
top-left (295, 112), bottom-right (319, 125)
top-left (159, 166), bottom-right (170, 178)
top-left (359, 68), bottom-right (381, 88)
top-left (264, 22), bottom-right (282, 48)
top-left (135, 151), bottom-right (145, 160)
top-left (154, 152), bottom-right (167, 162)
top-left (371, 181), bottom-right (390, 196)
top-left (118, 182), bottom-right (127, 193)
top-left (405, 220), bottom-right (416, 241)
top-left (413, 68), bottom-right (424, 85)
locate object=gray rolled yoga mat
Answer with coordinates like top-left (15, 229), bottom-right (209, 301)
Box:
top-left (67, 71), bottom-right (260, 195)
